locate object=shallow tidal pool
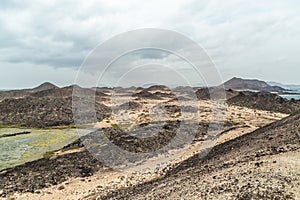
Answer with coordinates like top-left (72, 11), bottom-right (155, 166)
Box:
top-left (0, 128), bottom-right (91, 171)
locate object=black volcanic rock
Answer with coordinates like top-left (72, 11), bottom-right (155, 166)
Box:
top-left (173, 86), bottom-right (196, 97)
top-left (195, 88), bottom-right (210, 100)
top-left (0, 84), bottom-right (113, 127)
top-left (223, 77), bottom-right (286, 93)
top-left (0, 150), bottom-right (103, 197)
top-left (31, 85), bottom-right (107, 98)
top-left (144, 85), bottom-right (170, 92)
top-left (0, 120), bottom-right (204, 197)
top-left (102, 112), bottom-right (300, 200)
top-left (153, 91), bottom-right (176, 99)
top-left (0, 83), bottom-right (110, 102)
top-left (32, 82), bottom-right (59, 92)
top-left (132, 85), bottom-right (178, 100)
top-left (228, 91), bottom-right (300, 114)
top-left (195, 87), bottom-right (228, 100)
top-left (115, 101), bottom-right (141, 111)
top-left (0, 96), bottom-right (110, 127)
top-left (133, 90), bottom-right (162, 100)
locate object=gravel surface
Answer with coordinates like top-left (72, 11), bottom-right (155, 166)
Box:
top-left (101, 113), bottom-right (300, 199)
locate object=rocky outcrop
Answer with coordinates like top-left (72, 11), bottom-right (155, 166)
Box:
top-left (228, 91), bottom-right (300, 114)
top-left (0, 96), bottom-right (110, 127)
top-left (133, 90), bottom-right (162, 100)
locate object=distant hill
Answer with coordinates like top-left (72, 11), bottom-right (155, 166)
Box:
top-left (0, 83), bottom-right (110, 127)
top-left (0, 95), bottom-right (110, 127)
top-left (0, 82), bottom-right (109, 101)
top-left (31, 82), bottom-right (58, 92)
top-left (0, 82), bottom-right (59, 100)
top-left (144, 85), bottom-right (170, 92)
top-left (223, 77), bottom-right (286, 93)
top-left (133, 90), bottom-right (162, 100)
top-left (31, 85), bottom-right (108, 99)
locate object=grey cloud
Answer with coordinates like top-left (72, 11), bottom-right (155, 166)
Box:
top-left (135, 49), bottom-right (169, 59)
top-left (0, 0), bottom-right (300, 88)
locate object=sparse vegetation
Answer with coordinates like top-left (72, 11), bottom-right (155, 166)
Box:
top-left (62, 142), bottom-right (82, 152)
top-left (51, 124), bottom-right (77, 129)
top-left (111, 123), bottom-right (121, 129)
top-left (230, 120), bottom-right (239, 126)
top-left (42, 151), bottom-right (56, 159)
top-left (0, 124), bottom-right (26, 129)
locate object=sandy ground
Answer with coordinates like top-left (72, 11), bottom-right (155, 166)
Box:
top-left (155, 148), bottom-right (300, 200)
top-left (5, 97), bottom-right (288, 200)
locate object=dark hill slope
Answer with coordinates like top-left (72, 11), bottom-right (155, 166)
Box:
top-left (0, 82), bottom-right (58, 100)
top-left (195, 87), bottom-right (233, 100)
top-left (144, 85), bottom-right (170, 92)
top-left (31, 85), bottom-right (108, 99)
top-left (133, 90), bottom-right (162, 100)
top-left (195, 87), bottom-right (300, 114)
top-left (102, 113), bottom-right (300, 199)
top-left (0, 96), bottom-right (110, 127)
top-left (31, 82), bottom-right (58, 92)
top-left (0, 85), bottom-right (111, 127)
top-left (228, 91), bottom-right (300, 114)
top-left (224, 77), bottom-right (285, 92)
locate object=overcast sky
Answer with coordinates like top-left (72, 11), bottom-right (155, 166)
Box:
top-left (0, 0), bottom-right (300, 89)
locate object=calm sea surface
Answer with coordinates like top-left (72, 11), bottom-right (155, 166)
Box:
top-left (280, 87), bottom-right (300, 100)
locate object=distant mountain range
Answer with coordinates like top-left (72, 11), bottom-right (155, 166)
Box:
top-left (223, 77), bottom-right (286, 93)
top-left (267, 81), bottom-right (300, 89)
top-left (0, 77), bottom-right (295, 97)
top-left (0, 78), bottom-right (300, 127)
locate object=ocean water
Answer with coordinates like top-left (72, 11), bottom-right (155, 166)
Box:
top-left (280, 94), bottom-right (300, 100)
top-left (280, 87), bottom-right (300, 100)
